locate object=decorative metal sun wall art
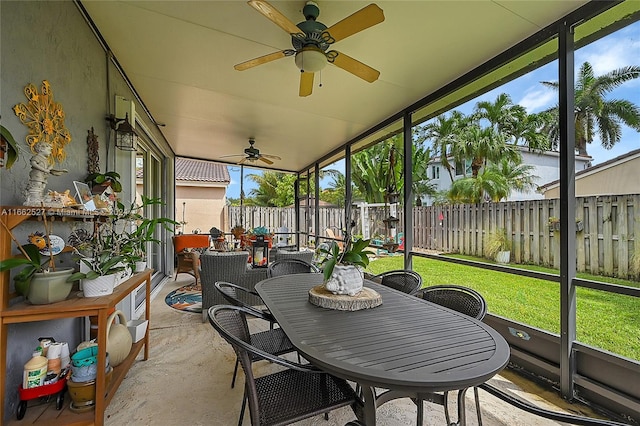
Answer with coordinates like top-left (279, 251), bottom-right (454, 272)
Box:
top-left (13, 80), bottom-right (71, 164)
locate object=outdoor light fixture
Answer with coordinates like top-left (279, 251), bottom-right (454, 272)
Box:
top-left (294, 46), bottom-right (327, 73)
top-left (106, 112), bottom-right (138, 151)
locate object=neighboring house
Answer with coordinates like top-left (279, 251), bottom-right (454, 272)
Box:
top-left (538, 149), bottom-right (640, 199)
top-left (174, 157), bottom-right (230, 233)
top-left (424, 146), bottom-right (592, 204)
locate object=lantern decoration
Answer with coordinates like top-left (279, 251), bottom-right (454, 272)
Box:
top-left (251, 235), bottom-right (269, 268)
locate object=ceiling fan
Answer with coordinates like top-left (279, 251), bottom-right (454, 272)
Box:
top-left (235, 0), bottom-right (385, 96)
top-left (220, 139), bottom-right (281, 165)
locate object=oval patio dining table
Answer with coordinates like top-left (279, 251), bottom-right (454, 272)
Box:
top-left (255, 273), bottom-right (511, 425)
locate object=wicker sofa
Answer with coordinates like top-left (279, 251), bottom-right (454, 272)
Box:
top-left (200, 251), bottom-right (267, 322)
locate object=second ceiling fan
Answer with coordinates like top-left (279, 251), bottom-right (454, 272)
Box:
top-left (220, 138), bottom-right (281, 165)
top-left (235, 0), bottom-right (385, 97)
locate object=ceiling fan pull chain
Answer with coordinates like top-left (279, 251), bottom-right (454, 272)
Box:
top-left (319, 71), bottom-right (322, 88)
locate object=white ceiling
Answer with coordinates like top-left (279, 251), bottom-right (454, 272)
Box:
top-left (81, 1), bottom-right (588, 172)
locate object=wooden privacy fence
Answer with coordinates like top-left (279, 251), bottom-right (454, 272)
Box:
top-left (228, 206), bottom-right (345, 244)
top-left (227, 195), bottom-right (640, 279)
top-left (415, 195), bottom-right (640, 279)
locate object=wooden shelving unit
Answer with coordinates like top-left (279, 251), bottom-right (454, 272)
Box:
top-left (1, 206), bottom-right (151, 425)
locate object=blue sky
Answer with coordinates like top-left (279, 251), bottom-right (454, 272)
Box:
top-left (226, 21), bottom-right (640, 199)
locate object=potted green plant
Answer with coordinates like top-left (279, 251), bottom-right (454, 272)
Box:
top-left (67, 198), bottom-right (132, 296)
top-left (484, 228), bottom-right (511, 264)
top-left (121, 196), bottom-right (177, 272)
top-left (319, 236), bottom-right (374, 296)
top-left (85, 171), bottom-right (123, 193)
top-left (0, 243), bottom-right (74, 304)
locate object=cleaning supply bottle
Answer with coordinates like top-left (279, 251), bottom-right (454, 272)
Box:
top-left (23, 349), bottom-right (48, 388)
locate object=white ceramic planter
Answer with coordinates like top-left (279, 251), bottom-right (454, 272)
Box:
top-left (82, 274), bottom-right (116, 297)
top-left (324, 265), bottom-right (364, 296)
top-left (134, 261), bottom-right (147, 273)
top-left (115, 263), bottom-right (132, 287)
top-left (495, 251), bottom-right (511, 264)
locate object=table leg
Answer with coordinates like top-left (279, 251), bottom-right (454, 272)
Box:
top-left (360, 385), bottom-right (378, 425)
top-left (456, 388), bottom-right (469, 426)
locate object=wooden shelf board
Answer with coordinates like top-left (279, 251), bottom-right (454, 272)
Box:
top-left (6, 339), bottom-right (147, 425)
top-left (6, 399), bottom-right (94, 425)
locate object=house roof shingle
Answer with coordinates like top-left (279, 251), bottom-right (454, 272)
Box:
top-left (175, 157), bottom-right (230, 183)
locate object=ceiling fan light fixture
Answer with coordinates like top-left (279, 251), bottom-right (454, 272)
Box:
top-left (295, 47), bottom-right (327, 73)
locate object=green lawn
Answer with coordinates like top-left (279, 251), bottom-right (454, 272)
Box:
top-left (365, 255), bottom-right (640, 361)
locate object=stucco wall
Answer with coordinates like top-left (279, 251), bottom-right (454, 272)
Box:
top-left (0, 2), bottom-right (174, 421)
top-left (543, 155), bottom-right (640, 199)
top-left (176, 185), bottom-right (226, 233)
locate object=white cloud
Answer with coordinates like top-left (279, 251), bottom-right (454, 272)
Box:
top-left (576, 26), bottom-right (640, 85)
top-left (518, 87), bottom-right (556, 113)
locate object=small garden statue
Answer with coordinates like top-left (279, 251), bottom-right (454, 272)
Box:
top-left (23, 142), bottom-right (67, 206)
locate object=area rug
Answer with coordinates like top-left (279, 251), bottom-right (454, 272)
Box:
top-left (165, 285), bottom-right (202, 313)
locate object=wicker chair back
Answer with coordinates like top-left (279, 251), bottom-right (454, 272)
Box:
top-left (416, 285), bottom-right (487, 320)
top-left (267, 259), bottom-right (319, 278)
top-left (373, 270), bottom-right (422, 295)
top-left (208, 305), bottom-right (362, 425)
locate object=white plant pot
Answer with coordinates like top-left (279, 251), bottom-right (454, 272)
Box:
top-left (324, 265), bottom-right (364, 296)
top-left (495, 251), bottom-right (511, 264)
top-left (115, 263), bottom-right (132, 287)
top-left (82, 274), bottom-right (116, 297)
top-left (134, 261), bottom-right (147, 273)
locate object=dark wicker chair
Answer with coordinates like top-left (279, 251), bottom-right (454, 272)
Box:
top-left (414, 285), bottom-right (487, 425)
top-left (372, 269), bottom-right (422, 295)
top-left (214, 281), bottom-right (296, 388)
top-left (208, 305), bottom-right (363, 426)
top-left (267, 259), bottom-right (320, 278)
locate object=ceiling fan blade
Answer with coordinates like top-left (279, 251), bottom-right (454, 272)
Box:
top-left (219, 154), bottom-right (245, 159)
top-left (258, 156), bottom-right (274, 165)
top-left (299, 71), bottom-right (314, 97)
top-left (234, 50), bottom-right (291, 71)
top-left (322, 4), bottom-right (384, 44)
top-left (261, 154), bottom-right (281, 160)
top-left (248, 0), bottom-right (305, 37)
top-left (329, 51), bottom-right (380, 83)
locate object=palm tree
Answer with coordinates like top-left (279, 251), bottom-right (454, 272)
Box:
top-left (541, 62), bottom-right (640, 156)
top-left (457, 125), bottom-right (520, 178)
top-left (411, 143), bottom-right (436, 206)
top-left (424, 111), bottom-right (467, 181)
top-left (351, 141), bottom-right (397, 203)
top-left (448, 168), bottom-right (509, 203)
top-left (475, 93), bottom-right (551, 151)
top-left (486, 159), bottom-right (538, 196)
top-left (246, 171), bottom-right (297, 206)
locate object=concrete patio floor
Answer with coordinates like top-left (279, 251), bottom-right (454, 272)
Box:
top-left (104, 275), bottom-right (613, 425)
